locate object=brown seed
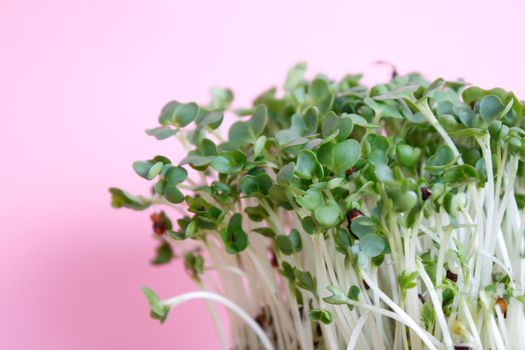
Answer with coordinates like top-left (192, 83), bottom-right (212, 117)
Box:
top-left (418, 293), bottom-right (426, 303)
top-left (347, 208), bottom-right (363, 221)
top-left (346, 167), bottom-right (358, 177)
top-left (363, 280), bottom-right (370, 290)
top-left (496, 297), bottom-right (507, 318)
top-left (421, 186), bottom-right (432, 201)
top-left (453, 346), bottom-right (470, 350)
top-left (150, 213), bottom-right (166, 235)
top-left (269, 250), bottom-right (278, 268)
top-left (446, 270), bottom-right (458, 283)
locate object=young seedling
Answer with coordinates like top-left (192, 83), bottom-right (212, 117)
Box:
top-left (111, 63), bottom-right (525, 350)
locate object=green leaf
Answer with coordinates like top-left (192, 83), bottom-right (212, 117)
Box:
top-left (253, 136), bottom-right (267, 156)
top-left (440, 164), bottom-right (480, 184)
top-left (245, 205), bottom-right (269, 222)
top-left (133, 161), bottom-right (164, 180)
top-left (373, 85), bottom-right (418, 101)
top-left (360, 233), bottom-right (385, 257)
top-left (151, 241), bottom-right (174, 265)
top-left (348, 285), bottom-right (360, 301)
top-left (164, 186), bottom-right (184, 204)
top-left (424, 78), bottom-right (445, 97)
top-left (398, 270), bottom-right (419, 290)
top-left (143, 287), bottom-right (170, 323)
top-left (250, 105), bottom-right (268, 136)
top-left (159, 101), bottom-right (199, 127)
top-left (109, 188), bottom-right (150, 210)
top-left (365, 97), bottom-right (403, 119)
top-left (228, 105), bottom-right (268, 146)
top-left (296, 189), bottom-right (324, 211)
top-left (462, 86), bottom-right (485, 105)
top-left (309, 309), bottom-right (333, 324)
top-left (253, 227), bottom-right (276, 238)
top-left (322, 112), bottom-right (354, 142)
top-left (343, 113), bottom-right (380, 129)
top-left (284, 62), bottom-right (307, 91)
top-left (309, 78), bottom-right (334, 113)
top-left (301, 216), bottom-right (318, 234)
top-left (165, 166), bottom-right (188, 184)
top-left (276, 235), bottom-right (294, 255)
top-left (220, 214), bottom-right (248, 254)
top-left (276, 229), bottom-right (302, 255)
top-left (294, 150), bottom-right (320, 180)
top-left (426, 145), bottom-right (456, 170)
top-left (318, 139), bottom-right (361, 174)
top-left (334, 228), bottom-right (351, 255)
top-left (211, 151), bottom-right (246, 174)
top-left (350, 216), bottom-right (377, 239)
top-left (209, 87), bottom-right (234, 109)
top-left (294, 269), bottom-right (316, 293)
top-left (323, 285), bottom-right (349, 305)
top-left (184, 252), bottom-right (205, 280)
top-left (289, 229), bottom-right (302, 252)
top-left (240, 173), bottom-right (272, 196)
top-left (146, 126), bottom-right (178, 140)
top-left (479, 94), bottom-right (504, 121)
top-left (156, 166), bottom-right (187, 204)
top-left (314, 199), bottom-right (342, 227)
top-left (396, 144), bottom-right (421, 168)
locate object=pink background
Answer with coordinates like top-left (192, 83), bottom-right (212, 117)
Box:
top-left (1, 0), bottom-right (524, 349)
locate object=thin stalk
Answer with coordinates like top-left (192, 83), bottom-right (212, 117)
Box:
top-left (160, 291), bottom-right (275, 350)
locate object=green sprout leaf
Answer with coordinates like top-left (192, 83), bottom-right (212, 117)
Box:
top-left (109, 188), bottom-right (150, 210)
top-left (184, 252), bottom-right (205, 280)
top-left (240, 173), bottom-right (272, 196)
top-left (479, 94), bottom-right (504, 121)
top-left (220, 214), bottom-right (249, 254)
top-left (133, 161), bottom-right (164, 180)
top-left (159, 101), bottom-right (199, 127)
top-left (155, 165), bottom-right (188, 204)
top-left (426, 145), bottom-right (456, 171)
top-left (323, 285), bottom-right (349, 305)
top-left (151, 241), bottom-right (174, 265)
top-left (211, 151), bottom-right (246, 174)
top-left (314, 199), bottom-right (343, 227)
top-left (276, 229), bottom-right (302, 255)
top-left (359, 233), bottom-right (385, 257)
top-left (143, 287), bottom-right (170, 323)
top-left (321, 112), bottom-right (354, 143)
top-left (318, 139), bottom-right (361, 174)
top-left (284, 62), bottom-right (307, 91)
top-left (294, 269), bottom-right (316, 293)
top-left (146, 126), bottom-right (178, 140)
top-left (296, 189), bottom-right (324, 211)
top-left (398, 270), bottom-right (419, 290)
top-left (294, 150), bottom-right (321, 180)
top-left (396, 144), bottom-right (421, 168)
top-left (309, 309), bottom-right (333, 324)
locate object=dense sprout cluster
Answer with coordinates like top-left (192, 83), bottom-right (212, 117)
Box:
top-left (111, 63), bottom-right (525, 350)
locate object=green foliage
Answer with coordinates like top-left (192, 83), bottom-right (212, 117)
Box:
top-left (318, 139), bottom-right (361, 174)
top-left (143, 287), bottom-right (170, 323)
top-left (151, 241), bottom-right (174, 265)
top-left (220, 214), bottom-right (249, 254)
top-left (112, 63), bottom-right (525, 349)
top-left (398, 270), bottom-right (419, 290)
top-left (109, 188), bottom-right (150, 210)
top-left (308, 309), bottom-right (333, 324)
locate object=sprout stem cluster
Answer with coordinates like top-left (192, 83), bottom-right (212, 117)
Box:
top-left (112, 64), bottom-right (525, 350)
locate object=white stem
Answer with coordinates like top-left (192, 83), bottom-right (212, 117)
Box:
top-left (346, 313), bottom-right (369, 350)
top-left (361, 272), bottom-right (440, 350)
top-left (160, 291), bottom-right (275, 350)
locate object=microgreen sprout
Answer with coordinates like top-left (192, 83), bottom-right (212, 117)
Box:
top-left (111, 63), bottom-right (525, 350)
